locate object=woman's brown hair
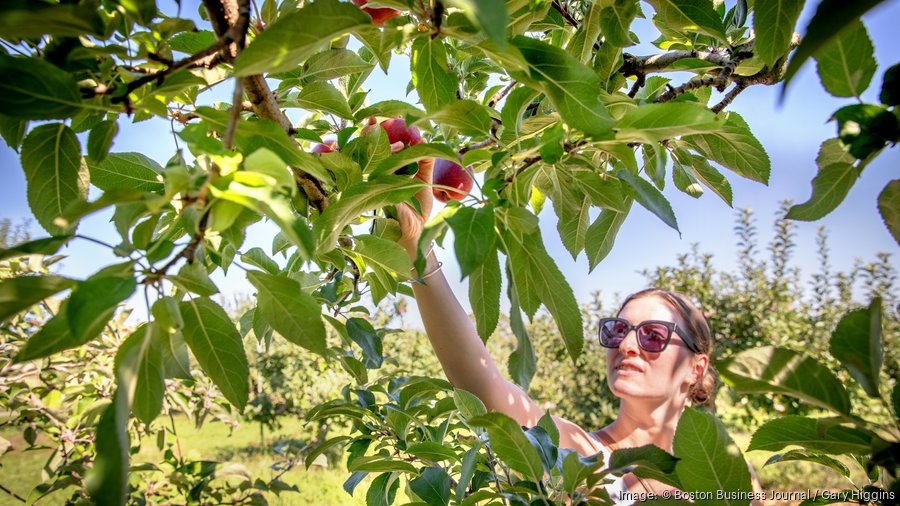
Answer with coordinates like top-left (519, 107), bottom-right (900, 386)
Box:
top-left (616, 288), bottom-right (718, 407)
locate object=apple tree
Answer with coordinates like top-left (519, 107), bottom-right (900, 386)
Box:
top-left (0, 0), bottom-right (897, 504)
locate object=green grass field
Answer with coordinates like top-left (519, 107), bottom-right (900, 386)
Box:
top-left (0, 417), bottom-right (857, 505)
top-left (0, 416), bottom-right (386, 506)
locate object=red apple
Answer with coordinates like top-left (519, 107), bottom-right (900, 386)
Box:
top-left (311, 137), bottom-right (338, 154)
top-left (432, 159), bottom-right (474, 203)
top-left (351, 0), bottom-right (401, 25)
top-left (379, 117), bottom-right (424, 147)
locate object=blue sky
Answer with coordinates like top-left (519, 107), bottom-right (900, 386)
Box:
top-left (1, 0), bottom-right (897, 325)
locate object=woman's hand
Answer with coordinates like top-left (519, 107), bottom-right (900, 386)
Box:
top-left (396, 152), bottom-right (434, 258)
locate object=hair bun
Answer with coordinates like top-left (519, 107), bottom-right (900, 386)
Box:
top-left (689, 366), bottom-right (719, 407)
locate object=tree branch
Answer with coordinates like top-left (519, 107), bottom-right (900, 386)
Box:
top-left (202, 0), bottom-right (327, 210)
top-left (551, 1), bottom-right (579, 29)
top-left (488, 80), bottom-right (517, 108)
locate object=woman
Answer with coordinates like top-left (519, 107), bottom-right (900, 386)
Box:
top-left (394, 158), bottom-right (756, 503)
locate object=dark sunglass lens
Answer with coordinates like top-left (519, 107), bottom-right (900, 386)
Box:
top-left (600, 320), bottom-right (628, 346)
top-left (638, 323), bottom-right (669, 351)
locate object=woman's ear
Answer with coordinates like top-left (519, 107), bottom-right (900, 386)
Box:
top-left (691, 354), bottom-right (709, 384)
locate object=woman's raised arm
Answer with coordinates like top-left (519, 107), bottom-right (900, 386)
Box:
top-left (395, 157), bottom-right (546, 428)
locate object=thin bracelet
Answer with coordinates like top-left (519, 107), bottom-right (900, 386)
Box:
top-left (413, 261), bottom-right (443, 284)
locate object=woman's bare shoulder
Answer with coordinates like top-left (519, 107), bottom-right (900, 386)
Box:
top-left (551, 415), bottom-right (607, 457)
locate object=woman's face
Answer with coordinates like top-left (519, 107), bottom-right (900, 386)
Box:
top-left (605, 296), bottom-right (705, 404)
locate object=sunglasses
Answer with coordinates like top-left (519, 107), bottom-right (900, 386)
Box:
top-left (598, 318), bottom-right (701, 353)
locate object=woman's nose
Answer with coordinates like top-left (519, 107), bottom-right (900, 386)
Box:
top-left (619, 330), bottom-right (641, 355)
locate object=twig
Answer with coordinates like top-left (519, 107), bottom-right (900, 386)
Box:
top-left (488, 81), bottom-right (517, 108)
top-left (460, 138), bottom-right (497, 154)
top-left (711, 82), bottom-right (747, 113)
top-left (627, 74), bottom-right (646, 98)
top-left (655, 74), bottom-right (728, 102)
top-left (0, 483), bottom-right (26, 503)
top-left (550, 0), bottom-right (579, 28)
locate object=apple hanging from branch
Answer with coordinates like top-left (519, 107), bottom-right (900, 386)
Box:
top-left (310, 137), bottom-right (338, 154)
top-left (351, 0), bottom-right (401, 25)
top-left (432, 158), bottom-right (474, 203)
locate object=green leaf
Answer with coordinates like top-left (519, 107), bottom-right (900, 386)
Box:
top-left (345, 317), bottom-right (383, 368)
top-left (168, 30), bottom-right (217, 54)
top-left (585, 204), bottom-right (631, 272)
top-left (787, 139), bottom-right (858, 221)
top-left (411, 37), bottom-right (458, 112)
top-left (499, 87), bottom-right (539, 146)
top-left (524, 425), bottom-right (557, 474)
top-left (456, 445), bottom-right (481, 502)
top-left (598, 0), bottom-right (638, 47)
top-left (646, 0), bottom-right (727, 40)
top-left (447, 206), bottom-right (496, 279)
top-left (687, 155), bottom-right (733, 206)
top-left (467, 412), bottom-right (544, 482)
top-left (300, 48), bottom-right (373, 81)
top-left (370, 143), bottom-right (459, 178)
top-left (241, 247), bottom-right (280, 274)
top-left (0, 235), bottom-right (72, 261)
top-left (510, 36), bottom-right (614, 137)
top-left (234, 0), bottom-right (372, 76)
top-left (880, 63), bottom-right (900, 106)
top-left (20, 123), bottom-right (89, 235)
top-left (447, 0), bottom-right (507, 49)
top-left (179, 298), bottom-right (249, 410)
top-left (348, 455), bottom-right (417, 473)
top-left (115, 323), bottom-right (165, 424)
top-left (617, 170), bottom-right (679, 235)
top-left (469, 247), bottom-right (501, 341)
top-left (0, 275), bottom-right (76, 323)
top-left (407, 442), bottom-right (460, 462)
top-left (683, 112), bottom-right (770, 184)
top-left (248, 271), bottom-right (327, 356)
top-left (571, 170), bottom-right (629, 212)
top-left (352, 234), bottom-right (411, 275)
top-left (87, 152), bottom-right (165, 193)
top-left (814, 20), bottom-right (877, 98)
top-left (752, 0), bottom-right (804, 68)
top-left (747, 416), bottom-right (872, 454)
top-left (116, 0), bottom-right (157, 25)
top-left (878, 180), bottom-right (900, 245)
top-left (673, 407), bottom-right (753, 503)
top-left (366, 472), bottom-right (400, 506)
top-left (829, 298), bottom-right (883, 398)
top-left (0, 0), bottom-right (105, 38)
top-left (285, 81), bottom-right (354, 119)
top-left (503, 225), bottom-right (584, 361)
top-left (426, 99), bottom-right (493, 137)
top-left (67, 275), bottom-right (136, 344)
top-left (506, 261), bottom-right (536, 390)
top-left (567, 1), bottom-right (602, 63)
top-left (15, 302), bottom-right (80, 361)
top-left (608, 444), bottom-right (679, 475)
top-left (86, 395), bottom-right (129, 506)
top-left (0, 114), bottom-right (27, 152)
top-left (0, 55), bottom-right (83, 120)
top-left (782, 0), bottom-right (889, 91)
top-left (152, 296), bottom-right (183, 331)
top-left (615, 103), bottom-right (720, 143)
top-left (355, 100), bottom-right (427, 121)
top-left (718, 346), bottom-right (852, 415)
top-left (168, 261), bottom-right (219, 297)
top-left (764, 450), bottom-right (850, 478)
top-left (830, 104), bottom-right (900, 160)
top-left (87, 120), bottom-right (118, 163)
top-left (314, 176), bottom-right (423, 252)
top-left (210, 172), bottom-right (315, 260)
top-left (453, 388), bottom-right (487, 420)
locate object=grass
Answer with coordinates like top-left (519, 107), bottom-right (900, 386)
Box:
top-left (0, 416), bottom-right (394, 506)
top-left (0, 417), bottom-right (864, 506)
